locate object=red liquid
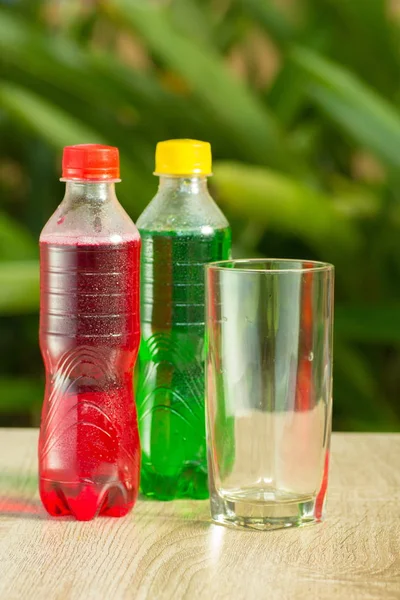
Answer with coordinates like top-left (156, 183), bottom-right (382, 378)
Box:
top-left (39, 238), bottom-right (141, 520)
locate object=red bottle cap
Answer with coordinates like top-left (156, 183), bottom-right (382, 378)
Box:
top-left (61, 144), bottom-right (120, 181)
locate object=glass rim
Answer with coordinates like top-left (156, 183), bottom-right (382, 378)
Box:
top-left (206, 258), bottom-right (334, 274)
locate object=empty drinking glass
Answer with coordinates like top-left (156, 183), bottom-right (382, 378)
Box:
top-left (205, 259), bottom-right (334, 530)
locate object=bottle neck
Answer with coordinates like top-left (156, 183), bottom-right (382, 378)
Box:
top-left (63, 181), bottom-right (117, 205)
top-left (158, 176), bottom-right (209, 195)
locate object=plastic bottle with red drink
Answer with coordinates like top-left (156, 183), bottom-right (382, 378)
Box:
top-left (39, 144), bottom-right (141, 520)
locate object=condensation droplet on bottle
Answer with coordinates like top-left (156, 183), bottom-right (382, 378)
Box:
top-left (308, 352), bottom-right (314, 361)
top-left (94, 216), bottom-right (102, 233)
top-left (222, 316), bottom-right (228, 322)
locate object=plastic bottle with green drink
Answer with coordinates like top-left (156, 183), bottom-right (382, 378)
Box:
top-left (136, 139), bottom-right (231, 499)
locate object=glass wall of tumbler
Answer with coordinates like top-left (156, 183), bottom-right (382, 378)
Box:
top-left (205, 259), bottom-right (334, 530)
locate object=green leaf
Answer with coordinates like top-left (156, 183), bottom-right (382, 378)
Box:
top-left (0, 8), bottom-right (139, 117)
top-left (107, 0), bottom-right (296, 170)
top-left (334, 340), bottom-right (400, 431)
top-left (0, 10), bottom-right (117, 110)
top-left (336, 305), bottom-right (400, 344)
top-left (0, 212), bottom-right (37, 260)
top-left (169, 0), bottom-right (212, 46)
top-left (321, 0), bottom-right (400, 94)
top-left (291, 47), bottom-right (400, 171)
top-left (330, 177), bottom-right (382, 220)
top-left (213, 161), bottom-right (361, 258)
top-left (0, 377), bottom-right (42, 412)
top-left (0, 8), bottom-right (199, 150)
top-left (0, 82), bottom-right (104, 148)
top-left (267, 63), bottom-right (306, 126)
top-left (237, 0), bottom-right (295, 47)
top-left (0, 82), bottom-right (154, 213)
top-left (0, 261), bottom-right (39, 314)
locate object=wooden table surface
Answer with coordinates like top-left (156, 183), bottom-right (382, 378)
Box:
top-left (0, 429), bottom-right (399, 600)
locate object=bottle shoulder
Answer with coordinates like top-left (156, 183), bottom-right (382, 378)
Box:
top-left (136, 189), bottom-right (229, 232)
top-left (40, 192), bottom-right (140, 245)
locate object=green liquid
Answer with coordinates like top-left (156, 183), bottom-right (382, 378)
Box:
top-left (136, 227), bottom-right (231, 499)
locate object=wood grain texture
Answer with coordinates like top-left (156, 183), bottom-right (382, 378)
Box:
top-left (0, 429), bottom-right (399, 600)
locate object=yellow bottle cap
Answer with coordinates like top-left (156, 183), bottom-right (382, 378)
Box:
top-left (154, 139), bottom-right (212, 176)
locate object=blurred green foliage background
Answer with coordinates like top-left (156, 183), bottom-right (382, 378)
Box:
top-left (0, 0), bottom-right (400, 429)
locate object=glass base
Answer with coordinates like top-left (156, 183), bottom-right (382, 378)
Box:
top-left (210, 490), bottom-right (322, 531)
